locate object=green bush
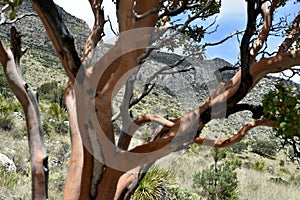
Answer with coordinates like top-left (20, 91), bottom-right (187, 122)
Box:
top-left (0, 69), bottom-right (12, 98)
top-left (263, 82), bottom-right (300, 139)
top-left (193, 161), bottom-right (239, 200)
top-left (290, 174), bottom-right (300, 186)
top-left (262, 82), bottom-right (300, 160)
top-left (37, 81), bottom-right (65, 107)
top-left (279, 160), bottom-right (284, 166)
top-left (0, 95), bottom-right (21, 131)
top-left (185, 143), bottom-right (204, 157)
top-left (250, 161), bottom-right (265, 172)
top-left (0, 115), bottom-right (15, 131)
top-left (193, 148), bottom-right (239, 200)
top-left (250, 140), bottom-right (277, 157)
top-left (170, 187), bottom-right (199, 200)
top-left (227, 141), bottom-right (248, 154)
top-left (132, 166), bottom-right (175, 200)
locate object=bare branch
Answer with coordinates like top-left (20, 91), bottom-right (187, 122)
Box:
top-left (249, 0), bottom-right (278, 64)
top-left (107, 15), bottom-right (118, 36)
top-left (0, 12), bottom-right (37, 25)
top-left (203, 30), bottom-right (244, 48)
top-left (81, 0), bottom-right (106, 67)
top-left (277, 11), bottom-right (300, 55)
top-left (194, 119), bottom-right (276, 147)
top-left (0, 28), bottom-right (48, 199)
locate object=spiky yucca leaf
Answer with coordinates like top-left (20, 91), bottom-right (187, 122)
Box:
top-left (132, 166), bottom-right (175, 200)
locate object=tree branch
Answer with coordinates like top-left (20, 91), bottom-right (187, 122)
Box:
top-left (194, 119), bottom-right (276, 147)
top-left (81, 0), bottom-right (106, 67)
top-left (0, 28), bottom-right (48, 199)
top-left (277, 11), bottom-right (300, 55)
top-left (249, 0), bottom-right (277, 64)
top-left (0, 12), bottom-right (37, 25)
top-left (62, 81), bottom-right (83, 200)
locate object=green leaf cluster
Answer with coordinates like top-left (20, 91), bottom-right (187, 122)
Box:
top-left (262, 82), bottom-right (300, 139)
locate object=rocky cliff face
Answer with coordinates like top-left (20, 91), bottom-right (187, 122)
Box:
top-left (0, 0), bottom-right (90, 68)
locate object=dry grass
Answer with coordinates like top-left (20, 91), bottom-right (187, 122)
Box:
top-left (156, 147), bottom-right (300, 200)
top-left (238, 169), bottom-right (300, 200)
top-left (0, 125), bottom-right (70, 199)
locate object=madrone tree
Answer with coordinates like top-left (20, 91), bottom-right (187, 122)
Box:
top-left (0, 0), bottom-right (299, 199)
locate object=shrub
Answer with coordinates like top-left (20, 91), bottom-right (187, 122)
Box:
top-left (185, 143), bottom-right (204, 157)
top-left (290, 174), bottom-right (300, 186)
top-left (279, 160), bottom-right (284, 166)
top-left (193, 161), bottom-right (239, 200)
top-left (37, 81), bottom-right (65, 107)
top-left (47, 103), bottom-right (68, 122)
top-left (269, 177), bottom-right (289, 185)
top-left (250, 140), bottom-right (277, 157)
top-left (170, 187), bottom-right (199, 200)
top-left (0, 69), bottom-right (12, 98)
top-left (262, 82), bottom-right (300, 159)
top-left (250, 161), bottom-right (265, 172)
top-left (227, 141), bottom-right (248, 154)
top-left (193, 148), bottom-right (240, 200)
top-left (0, 115), bottom-right (15, 131)
top-left (132, 166), bottom-right (175, 200)
top-left (0, 95), bottom-right (20, 131)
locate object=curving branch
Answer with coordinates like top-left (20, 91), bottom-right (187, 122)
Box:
top-left (126, 49), bottom-right (300, 160)
top-left (194, 119), bottom-right (276, 147)
top-left (203, 30), bottom-right (244, 48)
top-left (0, 12), bottom-right (37, 25)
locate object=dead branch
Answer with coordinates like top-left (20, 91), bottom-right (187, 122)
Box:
top-left (81, 0), bottom-right (106, 67)
top-left (277, 11), bottom-right (300, 55)
top-left (0, 28), bottom-right (48, 199)
top-left (203, 30), bottom-right (244, 48)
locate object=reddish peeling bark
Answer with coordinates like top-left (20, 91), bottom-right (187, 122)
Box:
top-left (62, 81), bottom-right (83, 200)
top-left (0, 29), bottom-right (48, 199)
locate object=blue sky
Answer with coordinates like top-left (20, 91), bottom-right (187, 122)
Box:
top-left (53, 0), bottom-right (299, 83)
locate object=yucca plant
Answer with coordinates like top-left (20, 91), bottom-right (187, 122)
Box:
top-left (132, 166), bottom-right (175, 200)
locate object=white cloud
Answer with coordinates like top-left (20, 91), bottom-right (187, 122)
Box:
top-left (219, 0), bottom-right (247, 18)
